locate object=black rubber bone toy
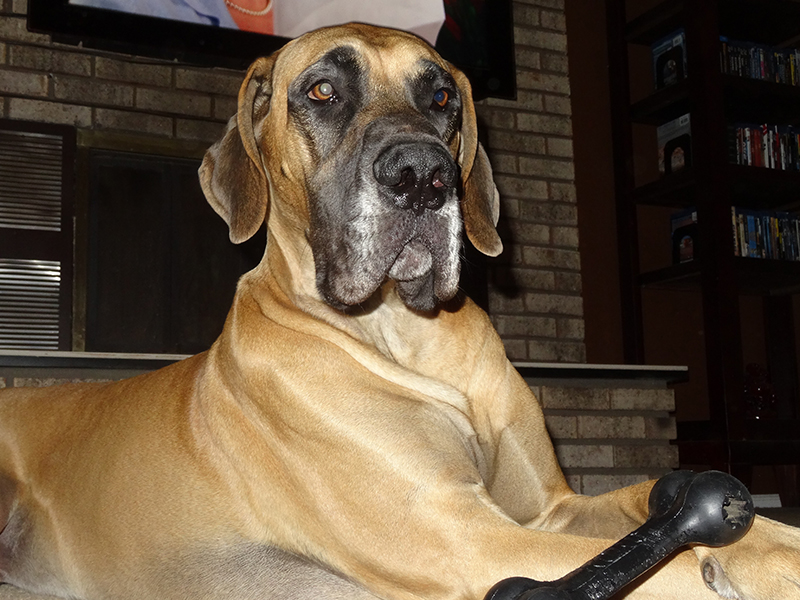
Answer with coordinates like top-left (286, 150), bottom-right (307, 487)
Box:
top-left (485, 470), bottom-right (755, 600)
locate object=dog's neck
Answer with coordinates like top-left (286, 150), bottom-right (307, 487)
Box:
top-left (248, 216), bottom-right (477, 390)
top-left (260, 218), bottom-right (319, 301)
top-left (231, 229), bottom-right (484, 440)
top-left (255, 235), bottom-right (419, 358)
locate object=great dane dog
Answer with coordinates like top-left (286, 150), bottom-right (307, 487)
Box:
top-left (2, 23), bottom-right (800, 600)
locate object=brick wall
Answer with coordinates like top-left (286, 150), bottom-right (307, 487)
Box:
top-left (538, 385), bottom-right (678, 495)
top-left (477, 0), bottom-right (585, 363)
top-left (0, 0), bottom-right (585, 363)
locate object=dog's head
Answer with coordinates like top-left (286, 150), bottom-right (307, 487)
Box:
top-left (200, 23), bottom-right (502, 312)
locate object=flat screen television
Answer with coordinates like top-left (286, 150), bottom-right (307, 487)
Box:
top-left (27, 0), bottom-right (516, 100)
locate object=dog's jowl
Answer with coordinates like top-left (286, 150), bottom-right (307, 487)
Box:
top-left (2, 23), bottom-right (800, 600)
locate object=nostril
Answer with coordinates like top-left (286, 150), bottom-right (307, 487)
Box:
top-left (396, 167), bottom-right (416, 191)
top-left (431, 169), bottom-right (445, 189)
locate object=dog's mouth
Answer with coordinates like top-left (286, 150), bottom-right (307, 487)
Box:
top-left (387, 240), bottom-right (438, 311)
top-left (389, 240), bottom-right (432, 282)
top-left (311, 197), bottom-right (463, 312)
top-left (314, 207), bottom-right (462, 312)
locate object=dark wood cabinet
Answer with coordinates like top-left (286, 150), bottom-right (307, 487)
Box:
top-left (607, 0), bottom-right (800, 503)
top-left (85, 150), bottom-right (265, 355)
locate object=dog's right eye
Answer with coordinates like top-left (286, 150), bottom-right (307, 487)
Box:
top-left (432, 88), bottom-right (449, 109)
top-left (308, 81), bottom-right (336, 102)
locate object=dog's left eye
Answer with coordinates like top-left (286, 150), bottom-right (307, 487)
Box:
top-left (431, 88), bottom-right (449, 110)
top-left (308, 81), bottom-right (336, 102)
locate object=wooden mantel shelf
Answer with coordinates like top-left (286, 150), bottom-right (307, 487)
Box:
top-left (0, 350), bottom-right (688, 388)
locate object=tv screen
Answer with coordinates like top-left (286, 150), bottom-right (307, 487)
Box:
top-left (27, 0), bottom-right (516, 100)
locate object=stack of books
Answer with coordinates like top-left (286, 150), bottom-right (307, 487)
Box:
top-left (731, 207), bottom-right (800, 260)
top-left (720, 37), bottom-right (800, 85)
top-left (729, 123), bottom-right (800, 171)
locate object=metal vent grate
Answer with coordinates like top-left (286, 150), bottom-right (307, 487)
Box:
top-left (0, 129), bottom-right (63, 231)
top-left (0, 258), bottom-right (61, 350)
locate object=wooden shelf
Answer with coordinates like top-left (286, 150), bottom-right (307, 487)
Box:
top-left (723, 76), bottom-right (800, 125)
top-left (717, 0), bottom-right (800, 47)
top-left (630, 81), bottom-right (690, 125)
top-left (625, 1), bottom-right (684, 45)
top-left (631, 76), bottom-right (800, 127)
top-left (626, 0), bottom-right (800, 47)
top-left (638, 257), bottom-right (800, 295)
top-left (631, 169), bottom-right (696, 208)
top-left (632, 165), bottom-right (800, 210)
top-left (636, 261), bottom-right (700, 290)
top-left (679, 438), bottom-right (800, 468)
top-left (679, 418), bottom-right (800, 442)
top-left (679, 419), bottom-right (800, 467)
top-left (728, 166), bottom-right (800, 211)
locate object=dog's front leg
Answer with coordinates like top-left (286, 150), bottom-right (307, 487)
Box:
top-left (471, 393), bottom-right (800, 599)
top-left (458, 342), bottom-right (650, 536)
top-left (461, 337), bottom-right (800, 600)
top-left (321, 470), bottom-right (721, 600)
top-left (397, 303), bottom-right (656, 537)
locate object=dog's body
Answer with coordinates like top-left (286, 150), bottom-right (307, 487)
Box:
top-left (2, 24), bottom-right (800, 600)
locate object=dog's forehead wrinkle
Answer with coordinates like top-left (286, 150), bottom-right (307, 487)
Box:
top-left (417, 60), bottom-right (450, 83)
top-left (296, 45), bottom-right (364, 84)
top-left (329, 39), bottom-right (441, 95)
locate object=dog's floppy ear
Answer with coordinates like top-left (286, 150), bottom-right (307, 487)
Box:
top-left (199, 56), bottom-right (275, 243)
top-left (453, 69), bottom-right (503, 258)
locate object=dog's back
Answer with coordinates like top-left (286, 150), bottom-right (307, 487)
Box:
top-left (0, 362), bottom-right (208, 597)
top-left (0, 360), bottom-right (379, 600)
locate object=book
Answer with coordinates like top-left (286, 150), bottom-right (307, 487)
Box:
top-left (658, 114), bottom-right (692, 175)
top-left (671, 207), bottom-right (698, 263)
top-left (653, 29), bottom-right (688, 90)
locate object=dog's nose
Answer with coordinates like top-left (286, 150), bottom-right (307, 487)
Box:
top-left (373, 143), bottom-right (457, 215)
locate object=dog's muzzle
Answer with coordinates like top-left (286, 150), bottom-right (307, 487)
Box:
top-left (310, 122), bottom-right (463, 313)
top-left (373, 142), bottom-right (457, 215)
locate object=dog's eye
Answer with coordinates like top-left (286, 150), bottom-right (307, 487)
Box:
top-left (431, 88), bottom-right (449, 110)
top-left (308, 81), bottom-right (336, 102)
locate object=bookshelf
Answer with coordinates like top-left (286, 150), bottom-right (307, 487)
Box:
top-left (607, 0), bottom-right (800, 503)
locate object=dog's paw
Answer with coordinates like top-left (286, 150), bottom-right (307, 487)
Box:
top-left (694, 515), bottom-right (800, 599)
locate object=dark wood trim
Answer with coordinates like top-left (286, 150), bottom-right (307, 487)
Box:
top-left (607, 0), bottom-right (645, 364)
top-left (59, 125), bottom-right (77, 351)
top-left (76, 129), bottom-right (210, 160)
top-left (763, 296), bottom-right (800, 419)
